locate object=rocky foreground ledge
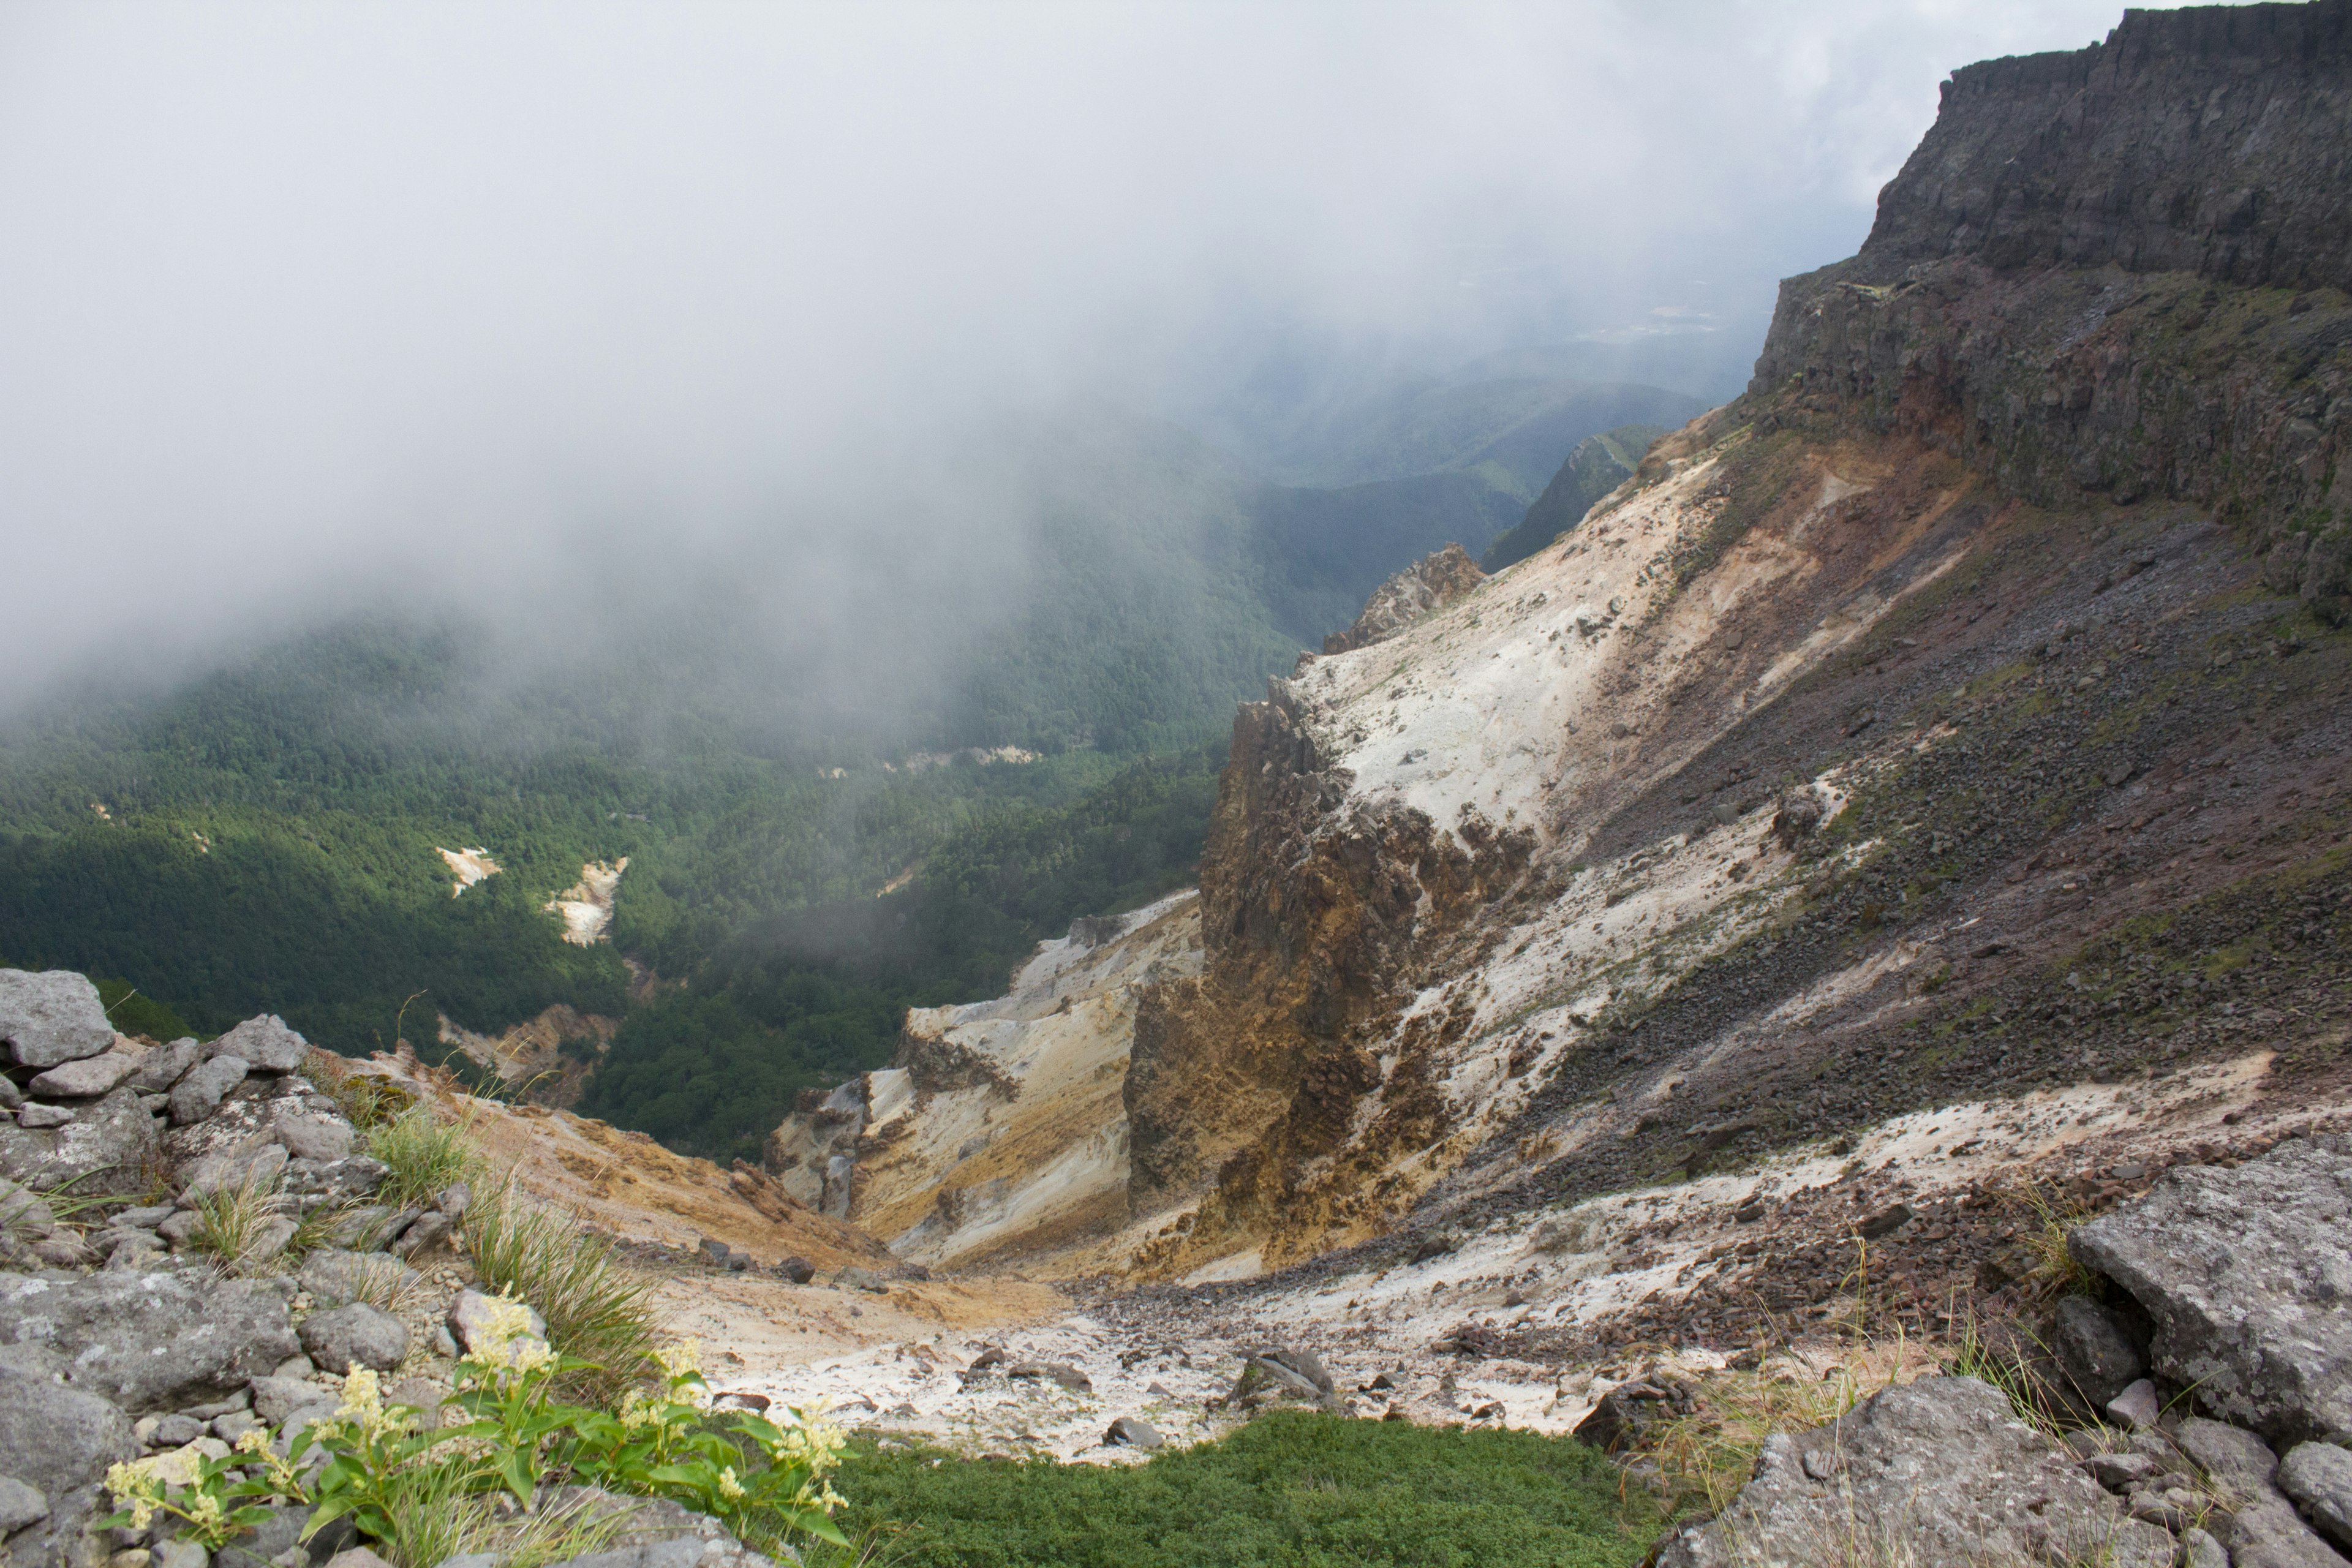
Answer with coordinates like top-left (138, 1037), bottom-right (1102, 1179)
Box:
top-left (1657, 1134), bottom-right (2352, 1568)
top-left (0, 970), bottom-right (790, 1568)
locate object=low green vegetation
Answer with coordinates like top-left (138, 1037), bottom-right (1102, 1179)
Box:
top-left (823, 1413), bottom-right (1664, 1568)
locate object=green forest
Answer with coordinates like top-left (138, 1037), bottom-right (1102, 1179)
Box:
top-left (0, 390), bottom-right (1683, 1162)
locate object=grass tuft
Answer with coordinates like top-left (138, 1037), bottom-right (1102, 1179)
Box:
top-left (187, 1172), bottom-right (294, 1276)
top-left (367, 1104), bottom-right (481, 1210)
top-left (461, 1192), bottom-right (661, 1401)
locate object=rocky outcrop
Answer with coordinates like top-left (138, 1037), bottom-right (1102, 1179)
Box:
top-left (1657, 1378), bottom-right (2175, 1568)
top-left (2072, 1136), bottom-right (2352, 1449)
top-left (1319, 543), bottom-right (1485, 654)
top-left (0, 971), bottom-right (116, 1070)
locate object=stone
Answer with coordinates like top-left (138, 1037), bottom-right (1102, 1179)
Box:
top-left (776, 1256), bottom-right (815, 1284)
top-left (28, 1049), bottom-right (146, 1100)
top-left (2176, 1417), bottom-right (2280, 1494)
top-left (446, 1289), bottom-right (545, 1354)
top-left (431, 1182), bottom-right (470, 1220)
top-left (15, 1105), bottom-right (73, 1129)
top-left (2277, 1441), bottom-right (2352, 1553)
top-left (1008, 1362), bottom-right (1091, 1393)
top-left (124, 1041), bottom-right (199, 1095)
top-left (0, 1270), bottom-right (299, 1414)
top-left (266, 1112), bottom-right (352, 1165)
top-left (298, 1304), bottom-right (409, 1374)
top-left (0, 1366), bottom-right (138, 1568)
top-left (156, 1210), bottom-right (200, 1247)
top-left (2107, 1379), bottom-right (2162, 1431)
top-left (297, 1250), bottom-right (415, 1310)
top-left (247, 1378), bottom-right (336, 1427)
top-left (283, 1157), bottom-right (387, 1208)
top-left (696, 1238), bottom-right (730, 1264)
top-left (178, 1143), bottom-right (288, 1204)
top-left (2071, 1137), bottom-right (2352, 1448)
top-left (1573, 1379), bottom-right (1675, 1453)
top-left (168, 1057), bottom-right (250, 1126)
top-left (387, 1211), bottom-right (451, 1259)
top-left (1654, 1378), bottom-right (2173, 1568)
top-left (2055, 1297), bottom-right (2146, 1409)
top-left (274, 1357), bottom-right (315, 1380)
top-left (2179, 1528), bottom-right (2228, 1568)
top-left (0, 1088), bottom-right (160, 1196)
top-left (245, 1218), bottom-right (298, 1267)
top-left (0, 1078), bottom-right (16, 1110)
top-left (1104, 1415), bottom-right (1163, 1449)
top-left (148, 1415), bottom-right (203, 1449)
top-left (2085, 1450), bottom-right (2160, 1491)
top-left (835, 1267), bottom-right (888, 1294)
top-left (116, 1206), bottom-right (175, 1228)
top-left (203, 1018), bottom-right (311, 1075)
top-left (723, 1253), bottom-right (749, 1272)
top-left (1219, 1347), bottom-right (1338, 1414)
top-left (213, 1502), bottom-right (347, 1568)
top-left (151, 1540), bottom-right (208, 1568)
top-left (209, 1412), bottom-right (259, 1446)
top-left (0, 1475), bottom-right (50, 1532)
top-left (324, 1551), bottom-right (393, 1568)
top-left (0, 1177), bottom-right (57, 1239)
top-left (528, 1485), bottom-right (766, 1568)
top-left (0, 971), bottom-right (115, 1069)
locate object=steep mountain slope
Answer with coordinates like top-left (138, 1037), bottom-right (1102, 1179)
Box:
top-left (771, 2), bottom-right (2352, 1352)
top-left (1480, 423), bottom-right (1672, 572)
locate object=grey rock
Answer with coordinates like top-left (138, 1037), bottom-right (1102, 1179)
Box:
top-left (148, 1415), bottom-right (203, 1449)
top-left (387, 1210), bottom-right (451, 1260)
top-left (834, 1267), bottom-right (888, 1294)
top-left (156, 1210), bottom-right (200, 1247)
top-left (0, 1087), bottom-right (160, 1192)
top-left (178, 1142), bottom-right (288, 1204)
top-left (125, 1040), bottom-right (200, 1095)
top-left (167, 1055), bottom-right (252, 1126)
top-left (2055, 1296), bottom-right (2147, 1409)
top-left (179, 1392), bottom-right (249, 1421)
top-left (273, 1357), bottom-right (315, 1379)
top-left (724, 1253), bottom-right (750, 1272)
top-left (0, 1269), bottom-right (300, 1413)
top-left (447, 1289), bottom-right (545, 1354)
top-left (116, 1206), bottom-right (175, 1228)
top-left (298, 1303), bottom-right (409, 1374)
top-left (2179, 1528), bottom-right (2228, 1568)
top-left (433, 1556), bottom-right (496, 1568)
top-left (28, 1049), bottom-right (146, 1100)
top-left (432, 1182), bottom-right (470, 1220)
top-left (1008, 1362), bottom-right (1091, 1393)
top-left (0, 1079), bottom-right (16, 1111)
top-left (1573, 1378), bottom-right (1675, 1453)
top-left (0, 1366), bottom-right (138, 1568)
top-left (103, 1232), bottom-right (166, 1272)
top-left (209, 1412), bottom-right (259, 1446)
top-left (297, 1250), bottom-right (415, 1309)
top-left (214, 1502), bottom-right (347, 1568)
top-left (2072, 1137), bottom-right (2352, 1448)
top-left (1655, 1377), bottom-right (2173, 1568)
top-left (14, 1106), bottom-right (72, 1130)
top-left (0, 1474), bottom-right (50, 1532)
top-left (1104, 1415), bottom-right (1163, 1449)
top-left (284, 1158), bottom-right (388, 1207)
top-left (247, 1378), bottom-right (335, 1427)
top-left (2229, 1496), bottom-right (2348, 1568)
top-left (0, 971), bottom-right (115, 1070)
top-left (203, 1018), bottom-right (311, 1076)
top-left (2086, 1450), bottom-right (2160, 1491)
top-left (2171, 1420), bottom-right (2343, 1568)
top-left (0, 1177), bottom-right (58, 1238)
top-left (697, 1238), bottom-right (731, 1264)
top-left (325, 1551), bottom-right (393, 1568)
top-left (266, 1111), bottom-right (352, 1165)
top-left (1220, 1346), bottom-right (1338, 1414)
top-left (153, 1539), bottom-right (210, 1568)
top-left (244, 1217), bottom-right (298, 1267)
top-left (529, 1485), bottom-right (769, 1568)
top-left (2277, 1441), bottom-right (2352, 1553)
top-left (432, 1326), bottom-right (458, 1359)
top-left (2107, 1379), bottom-right (2162, 1431)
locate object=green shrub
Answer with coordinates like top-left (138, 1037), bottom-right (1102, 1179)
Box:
top-left (822, 1411), bottom-right (1664, 1567)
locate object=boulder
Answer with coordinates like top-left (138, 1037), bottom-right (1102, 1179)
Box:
top-left (284, 1157), bottom-right (388, 1210)
top-left (0, 1177), bottom-right (56, 1239)
top-left (124, 1039), bottom-right (200, 1095)
top-left (0, 1474), bottom-right (49, 1532)
top-left (0, 1366), bottom-right (137, 1568)
top-left (2278, 1441), bottom-right (2352, 1554)
top-left (776, 1256), bottom-right (815, 1284)
top-left (1654, 1378), bottom-right (2173, 1568)
top-left (267, 1110), bottom-right (353, 1164)
top-left (247, 1377), bottom-right (337, 1427)
top-left (835, 1266), bottom-right (888, 1294)
top-left (0, 1087), bottom-right (160, 1191)
top-left (2071, 1136), bottom-right (2352, 1448)
top-left (213, 1502), bottom-right (350, 1568)
top-left (168, 1055), bottom-right (250, 1125)
top-left (15, 1106), bottom-right (72, 1129)
top-left (177, 1142), bottom-right (288, 1204)
top-left (1218, 1346), bottom-right (1337, 1413)
top-left (297, 1250), bottom-right (415, 1309)
top-left (1008, 1362), bottom-right (1091, 1393)
top-left (203, 1017), bottom-right (310, 1074)
top-left (0, 1269), bottom-right (299, 1414)
top-left (0, 971), bottom-right (115, 1070)
top-left (26, 1047), bottom-right (146, 1100)
top-left (1104, 1415), bottom-right (1164, 1449)
top-left (388, 1210), bottom-right (451, 1259)
top-left (298, 1303), bottom-right (409, 1374)
top-left (1574, 1378), bottom-right (1676, 1453)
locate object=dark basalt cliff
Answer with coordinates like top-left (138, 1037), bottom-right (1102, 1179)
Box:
top-left (1752, 0), bottom-right (2352, 616)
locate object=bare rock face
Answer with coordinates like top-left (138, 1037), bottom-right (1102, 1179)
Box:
top-left (0, 1087), bottom-right (159, 1191)
top-left (2071, 1136), bottom-right (2352, 1449)
top-left (1319, 543), bottom-right (1484, 655)
top-left (0, 970), bottom-right (115, 1070)
top-left (204, 1015), bottom-right (312, 1074)
top-left (0, 1363), bottom-right (137, 1568)
top-left (0, 1269), bottom-right (299, 1414)
top-left (1656, 1377), bottom-right (2174, 1568)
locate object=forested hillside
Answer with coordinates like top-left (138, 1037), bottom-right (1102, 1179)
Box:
top-left (0, 387), bottom-right (1698, 1160)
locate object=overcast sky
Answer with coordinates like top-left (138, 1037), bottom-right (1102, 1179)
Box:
top-left (0, 1), bottom-right (2203, 703)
